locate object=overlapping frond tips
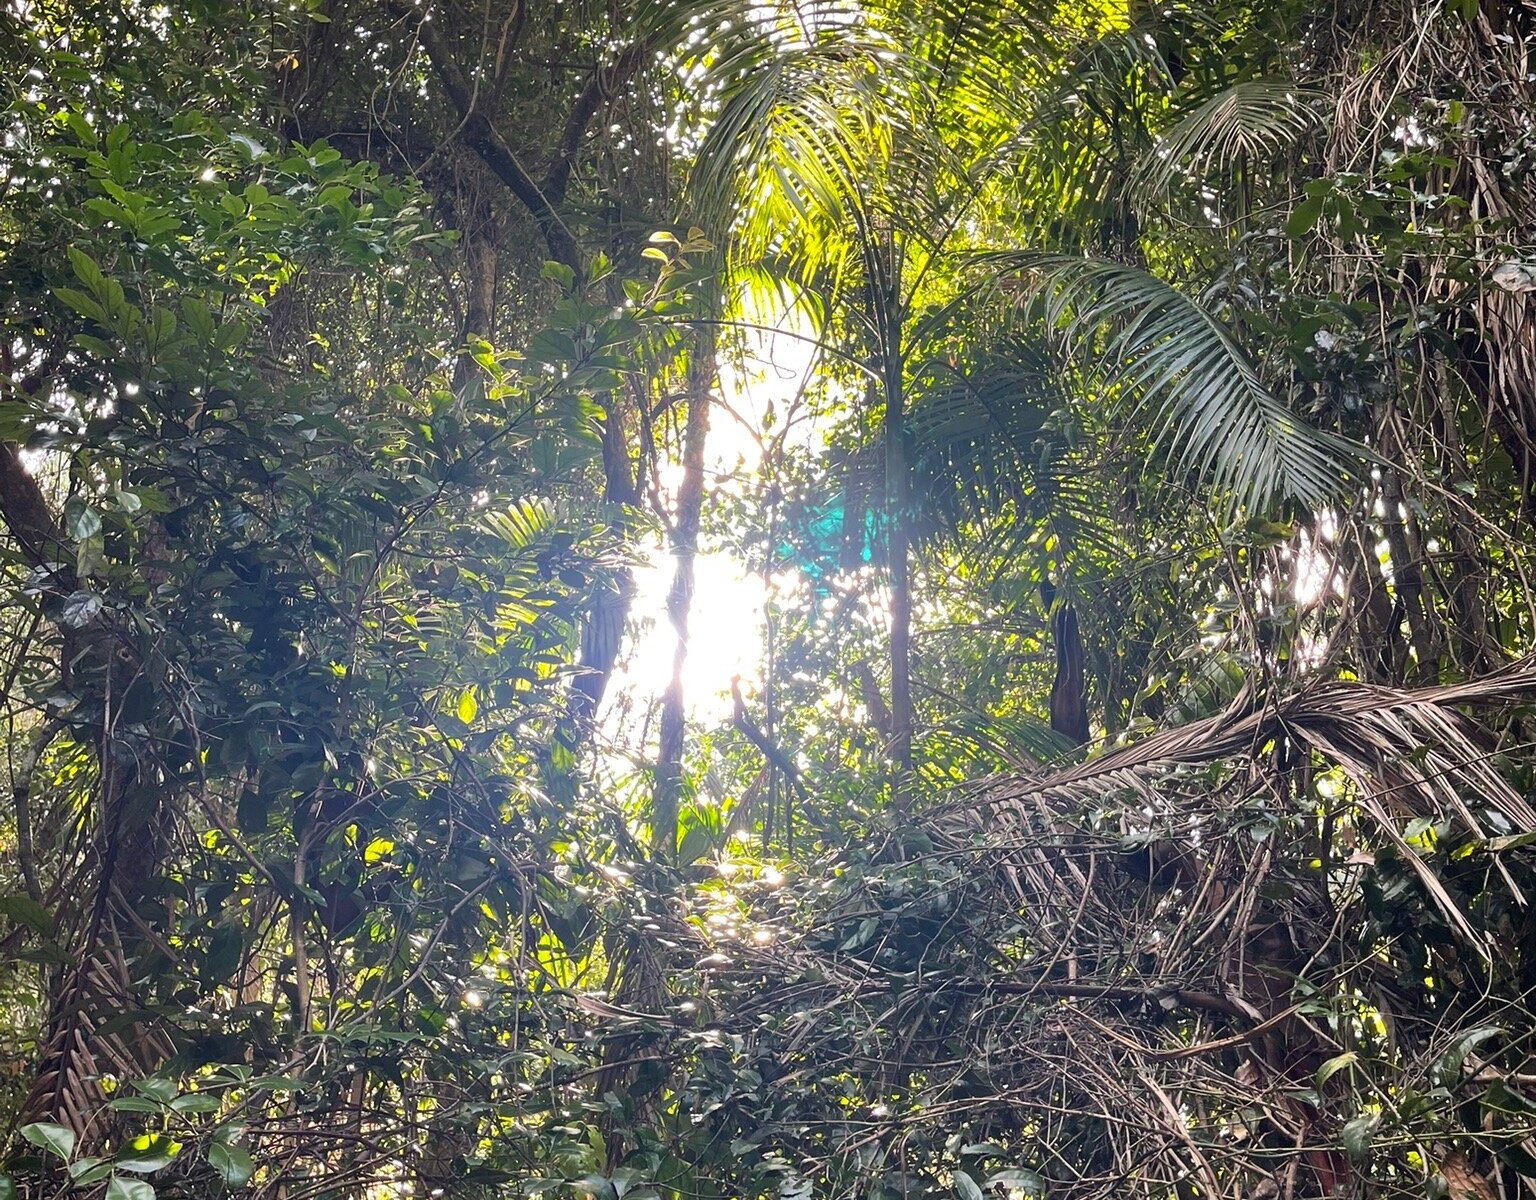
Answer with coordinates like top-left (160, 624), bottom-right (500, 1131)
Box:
top-left (979, 251), bottom-right (1359, 512)
top-left (906, 346), bottom-right (1062, 531)
top-left (480, 498), bottom-right (555, 551)
top-left (686, 56), bottom-right (889, 285)
top-left (926, 709), bottom-right (1075, 774)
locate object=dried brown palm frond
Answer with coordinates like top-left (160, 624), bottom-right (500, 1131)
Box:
top-left (959, 657), bottom-right (1536, 951)
top-left (669, 658), bottom-right (1536, 1200)
top-left (21, 946), bottom-right (174, 1139)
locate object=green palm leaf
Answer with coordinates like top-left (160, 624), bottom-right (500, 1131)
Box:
top-left (979, 251), bottom-right (1359, 512)
top-left (1138, 77), bottom-right (1323, 195)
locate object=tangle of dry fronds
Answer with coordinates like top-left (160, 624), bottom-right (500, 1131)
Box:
top-left (696, 658), bottom-right (1536, 1200)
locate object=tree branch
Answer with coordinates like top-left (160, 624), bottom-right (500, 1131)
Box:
top-left (541, 41), bottom-right (648, 206)
top-left (732, 675), bottom-right (808, 803)
top-left (397, 1), bottom-right (582, 270)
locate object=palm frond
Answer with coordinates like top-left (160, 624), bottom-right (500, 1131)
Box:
top-left (906, 344), bottom-right (1063, 535)
top-left (679, 4), bottom-right (896, 249)
top-left (481, 497), bottom-right (555, 552)
top-left (979, 251), bottom-right (1359, 511)
top-left (926, 709), bottom-right (1074, 773)
top-left (973, 659), bottom-right (1536, 954)
top-left (1138, 78), bottom-right (1323, 195)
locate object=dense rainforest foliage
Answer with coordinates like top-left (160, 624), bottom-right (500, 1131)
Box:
top-left (3, 0), bottom-right (1536, 1197)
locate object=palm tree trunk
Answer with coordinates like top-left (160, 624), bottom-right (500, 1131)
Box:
top-left (872, 237), bottom-right (913, 770)
top-left (886, 384), bottom-right (912, 770)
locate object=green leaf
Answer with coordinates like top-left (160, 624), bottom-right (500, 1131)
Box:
top-left (109, 1097), bottom-right (165, 1114)
top-left (1432, 1025), bottom-right (1502, 1085)
top-left (576, 1175), bottom-right (618, 1200)
top-left (66, 504), bottom-right (102, 541)
top-left (169, 1093), bottom-right (221, 1114)
top-left (114, 1153), bottom-right (173, 1174)
top-left (229, 133), bottom-right (267, 160)
top-left (71, 1159), bottom-right (115, 1185)
top-left (456, 689), bottom-right (478, 724)
top-left (67, 246), bottom-right (108, 296)
top-left (1285, 195), bottom-right (1326, 238)
top-left (0, 1174), bottom-right (15, 1200)
top-left (677, 824), bottom-right (714, 865)
top-left (54, 286), bottom-right (107, 324)
top-left (207, 1144), bottom-right (255, 1188)
top-left (1340, 1112), bottom-right (1378, 1156)
top-left (986, 1170), bottom-right (1045, 1196)
top-left (130, 1077), bottom-right (177, 1103)
top-left (204, 924), bottom-right (243, 984)
top-left (20, 1122), bottom-right (75, 1161)
top-left (115, 1133), bottom-right (177, 1173)
top-left (541, 261), bottom-right (576, 290)
top-left (106, 1176), bottom-right (156, 1200)
top-left (59, 591), bottom-right (103, 628)
top-left (248, 1075), bottom-right (303, 1092)
top-left (1006, 251), bottom-right (1360, 509)
top-left (953, 1170), bottom-right (985, 1200)
top-left (1500, 1141), bottom-right (1536, 1179)
top-left (0, 894), bottom-right (53, 934)
top-left (179, 297), bottom-right (216, 342)
top-left (1315, 1051), bottom-right (1357, 1087)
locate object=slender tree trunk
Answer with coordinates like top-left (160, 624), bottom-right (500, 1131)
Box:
top-left (451, 217), bottom-right (499, 397)
top-left (558, 408), bottom-right (640, 754)
top-left (653, 338), bottom-right (713, 859)
top-left (872, 235), bottom-right (913, 771)
top-left (1380, 468), bottom-right (1439, 682)
top-left (886, 397), bottom-right (912, 770)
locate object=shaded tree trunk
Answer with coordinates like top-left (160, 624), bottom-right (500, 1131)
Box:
top-left (0, 423), bottom-right (170, 1145)
top-left (870, 235), bottom-right (913, 770)
top-left (653, 337), bottom-right (713, 860)
top-left (557, 403), bottom-right (641, 758)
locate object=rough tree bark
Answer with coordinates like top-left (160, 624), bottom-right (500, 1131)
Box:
top-left (0, 409), bottom-right (169, 1143)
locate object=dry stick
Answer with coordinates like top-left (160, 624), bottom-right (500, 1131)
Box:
top-left (731, 674), bottom-right (808, 806)
top-left (1069, 999), bottom-right (1304, 1063)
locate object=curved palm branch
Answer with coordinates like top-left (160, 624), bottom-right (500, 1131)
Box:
top-left (978, 251), bottom-right (1360, 512)
top-left (966, 658), bottom-right (1536, 955)
top-left (1138, 77), bottom-right (1323, 196)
